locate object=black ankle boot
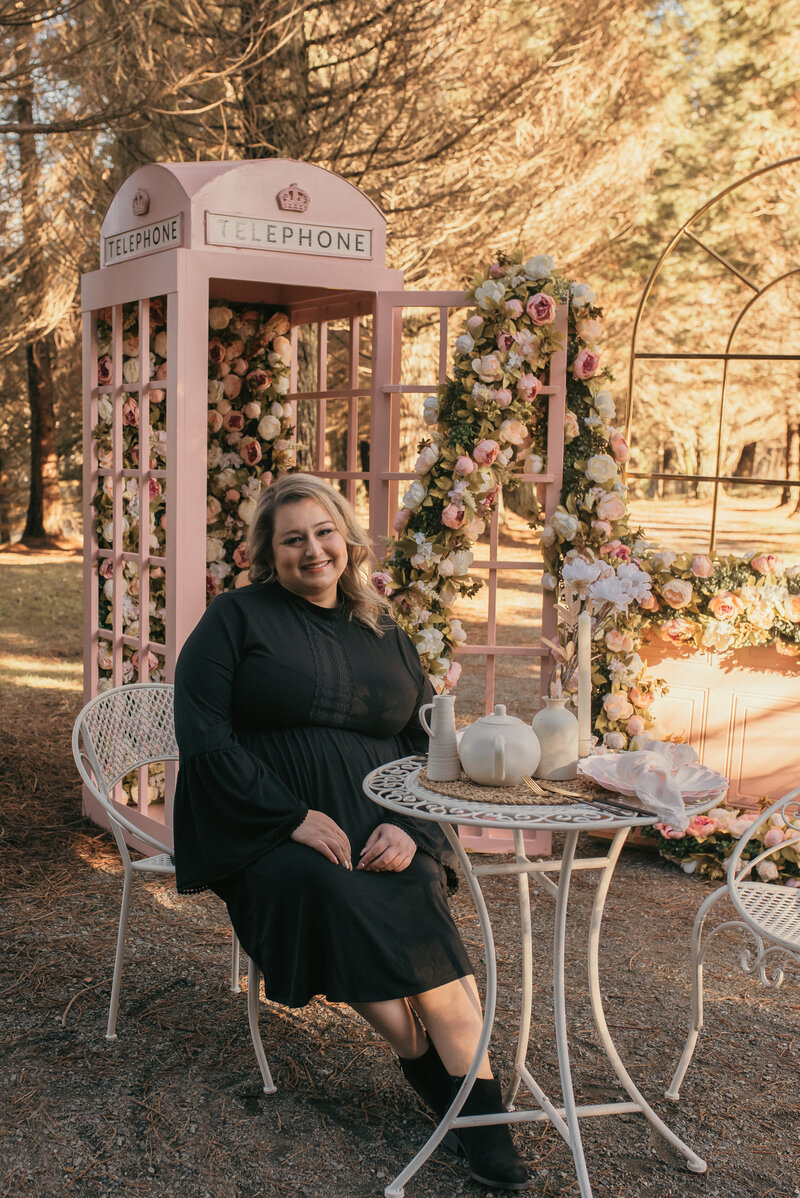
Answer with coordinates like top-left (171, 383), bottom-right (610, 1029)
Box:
top-left (449, 1076), bottom-right (528, 1191)
top-left (398, 1040), bottom-right (453, 1117)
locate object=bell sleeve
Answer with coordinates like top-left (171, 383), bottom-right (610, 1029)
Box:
top-left (380, 622), bottom-right (460, 888)
top-left (172, 595), bottom-right (308, 893)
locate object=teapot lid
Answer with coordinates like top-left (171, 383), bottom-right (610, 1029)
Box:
top-left (477, 703), bottom-right (525, 725)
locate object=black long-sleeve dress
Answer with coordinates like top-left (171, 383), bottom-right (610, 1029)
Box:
top-left (173, 581), bottom-right (472, 1008)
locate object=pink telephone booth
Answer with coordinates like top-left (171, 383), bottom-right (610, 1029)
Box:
top-left (81, 159), bottom-right (565, 851)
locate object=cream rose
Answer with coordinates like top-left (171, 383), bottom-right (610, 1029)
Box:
top-left (603, 692), bottom-right (634, 721)
top-left (595, 492), bottom-right (627, 522)
top-left (402, 481), bottom-right (426, 511)
top-left (237, 498), bottom-right (257, 525)
top-left (661, 578), bottom-right (694, 609)
top-left (593, 390), bottom-right (615, 419)
top-left (551, 510), bottom-right (580, 540)
top-left (209, 306), bottom-right (234, 330)
top-left (585, 454), bottom-right (618, 485)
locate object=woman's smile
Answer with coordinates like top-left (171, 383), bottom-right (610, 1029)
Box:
top-left (271, 498), bottom-right (348, 606)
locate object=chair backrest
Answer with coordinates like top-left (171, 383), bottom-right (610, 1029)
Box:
top-left (726, 786), bottom-right (800, 954)
top-left (73, 682), bottom-right (177, 855)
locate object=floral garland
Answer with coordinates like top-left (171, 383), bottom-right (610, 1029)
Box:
top-left (377, 252), bottom-right (800, 751)
top-left (92, 299), bottom-right (295, 692)
top-left (649, 797), bottom-right (800, 885)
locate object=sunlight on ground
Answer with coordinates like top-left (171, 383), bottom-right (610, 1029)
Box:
top-left (0, 655), bottom-right (82, 691)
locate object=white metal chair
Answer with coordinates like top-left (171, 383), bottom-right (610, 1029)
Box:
top-left (667, 787), bottom-right (800, 1101)
top-left (73, 681), bottom-right (275, 1093)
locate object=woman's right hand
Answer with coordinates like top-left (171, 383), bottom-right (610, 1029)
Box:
top-left (291, 810), bottom-right (352, 869)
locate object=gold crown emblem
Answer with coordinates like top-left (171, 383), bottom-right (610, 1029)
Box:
top-left (276, 183), bottom-right (310, 213)
top-left (132, 188), bottom-right (150, 216)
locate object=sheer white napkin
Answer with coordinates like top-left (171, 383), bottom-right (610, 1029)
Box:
top-left (578, 741), bottom-right (728, 832)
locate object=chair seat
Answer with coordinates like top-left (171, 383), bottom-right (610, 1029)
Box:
top-left (131, 853), bottom-right (176, 875)
top-left (736, 882), bottom-right (800, 947)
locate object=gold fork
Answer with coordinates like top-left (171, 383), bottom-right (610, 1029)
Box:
top-left (521, 775), bottom-right (585, 799)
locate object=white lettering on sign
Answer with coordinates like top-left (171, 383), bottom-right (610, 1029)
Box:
top-left (205, 212), bottom-right (373, 260)
top-left (103, 215), bottom-right (183, 265)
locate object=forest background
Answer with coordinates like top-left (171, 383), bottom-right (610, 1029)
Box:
top-left (1, 0), bottom-right (799, 545)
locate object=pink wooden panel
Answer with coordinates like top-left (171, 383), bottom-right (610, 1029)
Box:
top-left (644, 642), bottom-right (800, 808)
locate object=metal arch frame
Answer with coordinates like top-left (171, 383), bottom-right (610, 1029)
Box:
top-left (625, 154), bottom-right (800, 553)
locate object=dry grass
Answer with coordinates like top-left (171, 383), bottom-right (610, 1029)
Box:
top-left (1, 547), bottom-right (798, 1198)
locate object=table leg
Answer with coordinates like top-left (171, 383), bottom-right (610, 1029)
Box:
top-left (505, 830), bottom-right (534, 1111)
top-left (552, 829), bottom-right (595, 1197)
top-left (383, 825), bottom-right (499, 1198)
top-left (586, 830), bottom-right (708, 1174)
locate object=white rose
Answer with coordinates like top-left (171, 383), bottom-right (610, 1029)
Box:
top-left (122, 358), bottom-right (139, 383)
top-left (570, 283), bottom-right (596, 309)
top-left (652, 550), bottom-right (677, 571)
top-left (269, 402), bottom-right (284, 417)
top-left (585, 454), bottom-right (618, 485)
top-left (206, 536), bottom-right (226, 563)
top-left (527, 454), bottom-right (543, 474)
top-left (402, 480), bottom-right (427, 511)
top-left (216, 467), bottom-right (238, 491)
top-left (523, 254), bottom-right (554, 280)
top-left (436, 557), bottom-right (454, 576)
top-left (208, 380), bottom-right (225, 405)
top-left (209, 306), bottom-right (234, 330)
top-left (450, 549), bottom-right (474, 574)
top-left (551, 510), bottom-right (580, 540)
top-left (455, 333), bottom-right (475, 355)
top-left (449, 618), bottom-right (468, 643)
top-left (97, 396), bottom-right (113, 424)
top-left (472, 353), bottom-right (503, 382)
top-left (541, 573), bottom-right (557, 591)
top-left (153, 331), bottom-right (168, 358)
top-left (238, 498), bottom-right (257, 525)
top-left (423, 394), bottom-right (439, 425)
top-left (540, 524), bottom-right (556, 548)
top-left (474, 280), bottom-right (505, 309)
top-left (274, 374), bottom-right (290, 394)
top-left (216, 397), bottom-right (232, 415)
top-left (593, 390), bottom-right (615, 419)
top-left (416, 626), bottom-right (446, 656)
top-left (258, 414), bottom-right (281, 441)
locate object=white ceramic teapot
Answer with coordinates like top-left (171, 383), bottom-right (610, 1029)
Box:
top-left (458, 704), bottom-right (541, 787)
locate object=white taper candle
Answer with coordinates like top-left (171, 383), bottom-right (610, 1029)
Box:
top-left (577, 609), bottom-right (592, 757)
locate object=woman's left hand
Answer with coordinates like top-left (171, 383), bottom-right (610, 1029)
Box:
top-left (357, 824), bottom-right (417, 872)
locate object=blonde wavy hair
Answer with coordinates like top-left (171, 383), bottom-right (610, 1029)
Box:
top-left (247, 474), bottom-right (391, 634)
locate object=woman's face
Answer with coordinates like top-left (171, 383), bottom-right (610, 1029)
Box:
top-left (270, 498), bottom-right (349, 607)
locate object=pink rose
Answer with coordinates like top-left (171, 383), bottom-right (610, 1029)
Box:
top-left (442, 503), bottom-right (466, 529)
top-left (595, 493), bottom-right (627, 522)
top-left (99, 558), bottom-right (114, 579)
top-left (247, 369), bottom-right (271, 392)
top-left (97, 355), bottom-right (112, 385)
top-left (443, 660), bottom-right (462, 689)
top-left (592, 519), bottom-right (613, 538)
top-left (218, 362), bottom-right (230, 377)
top-left (572, 348), bottom-right (600, 379)
top-left (233, 542), bottom-right (250, 569)
top-left (609, 432), bottom-right (630, 463)
top-left (479, 485), bottom-right (501, 510)
top-left (207, 496), bottom-right (222, 522)
top-left (526, 292), bottom-right (556, 325)
top-left (751, 553), bottom-right (782, 575)
top-left (707, 590), bottom-right (743, 621)
top-left (208, 409), bottom-right (224, 433)
top-left (148, 479), bottom-right (162, 502)
top-left (763, 827), bottom-right (784, 848)
top-left (785, 878), bottom-right (800, 889)
top-left (155, 361), bottom-right (168, 380)
top-left (463, 517), bottom-right (486, 540)
top-left (497, 330), bottom-right (514, 352)
top-left (454, 455), bottom-right (477, 475)
top-left (661, 578), bottom-right (694, 609)
top-left (504, 299), bottom-right (523, 319)
top-left (628, 685), bottom-right (654, 709)
top-left (488, 262), bottom-right (504, 278)
top-left (690, 555), bottom-right (714, 578)
top-left (473, 439), bottom-right (500, 465)
top-left (232, 357), bottom-right (249, 376)
top-left (208, 338), bottom-right (226, 364)
top-left (654, 822), bottom-right (686, 840)
top-left (499, 419), bottom-right (526, 446)
top-left (122, 396), bottom-right (139, 427)
top-left (638, 592), bottom-right (660, 612)
top-left (370, 570), bottom-right (393, 595)
top-left (224, 488), bottom-right (240, 503)
top-left (223, 374), bottom-right (242, 399)
top-left (225, 339), bottom-right (245, 361)
top-left (239, 436), bottom-right (262, 466)
top-left (493, 388), bottom-right (513, 408)
top-left (222, 410), bottom-right (246, 433)
top-left (564, 411), bottom-right (580, 440)
top-left (658, 618), bottom-right (696, 644)
top-left (783, 594), bottom-right (800, 623)
top-left (393, 508), bottom-right (411, 533)
top-left (686, 816), bottom-right (716, 839)
top-left (600, 540), bottom-right (631, 562)
top-left (626, 716), bottom-right (645, 736)
top-left (206, 572), bottom-right (222, 598)
top-left (605, 629), bottom-right (633, 653)
top-left (467, 314), bottom-right (484, 332)
top-left (516, 373), bottom-right (541, 400)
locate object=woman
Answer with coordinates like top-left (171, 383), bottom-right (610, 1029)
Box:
top-left (173, 473), bottom-right (527, 1191)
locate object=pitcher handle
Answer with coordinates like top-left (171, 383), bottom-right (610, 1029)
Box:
top-left (418, 702), bottom-right (434, 739)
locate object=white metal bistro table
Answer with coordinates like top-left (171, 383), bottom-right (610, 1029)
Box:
top-left (363, 755), bottom-right (724, 1198)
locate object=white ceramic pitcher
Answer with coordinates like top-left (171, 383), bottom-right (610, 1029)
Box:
top-left (418, 694), bottom-right (461, 781)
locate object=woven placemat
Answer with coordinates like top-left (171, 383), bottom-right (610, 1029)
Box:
top-left (416, 766), bottom-right (587, 806)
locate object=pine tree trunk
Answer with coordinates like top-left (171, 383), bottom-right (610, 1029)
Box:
top-left (22, 334), bottom-right (62, 541)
